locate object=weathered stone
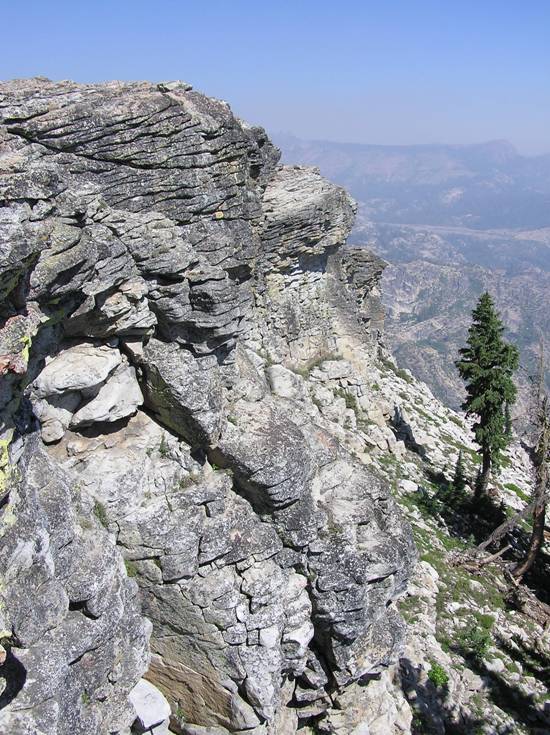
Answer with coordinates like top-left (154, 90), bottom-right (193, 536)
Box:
top-left (0, 437), bottom-right (151, 735)
top-left (265, 364), bottom-right (307, 401)
top-left (214, 397), bottom-right (311, 511)
top-left (136, 338), bottom-right (223, 446)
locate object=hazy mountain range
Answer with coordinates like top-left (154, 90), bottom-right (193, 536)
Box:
top-left (275, 134), bottom-right (550, 421)
top-left (275, 134), bottom-right (550, 229)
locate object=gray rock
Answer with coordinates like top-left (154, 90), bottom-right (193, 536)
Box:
top-left (136, 338), bottom-right (223, 446)
top-left (214, 396), bottom-right (311, 511)
top-left (65, 279), bottom-right (157, 339)
top-left (32, 390), bottom-right (82, 443)
top-left (0, 436), bottom-right (151, 735)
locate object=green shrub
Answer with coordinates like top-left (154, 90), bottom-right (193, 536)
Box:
top-left (158, 434), bottom-right (169, 458)
top-left (457, 624), bottom-right (491, 661)
top-left (504, 482), bottom-right (529, 502)
top-left (292, 351), bottom-right (341, 378)
top-left (93, 500), bottom-right (108, 528)
top-left (427, 661), bottom-right (449, 687)
top-left (396, 367), bottom-right (413, 384)
top-left (335, 388), bottom-right (359, 413)
top-left (474, 612), bottom-right (495, 631)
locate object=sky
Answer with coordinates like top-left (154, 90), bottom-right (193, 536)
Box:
top-left (1, 0), bottom-right (549, 154)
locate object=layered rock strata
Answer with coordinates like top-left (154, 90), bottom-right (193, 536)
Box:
top-left (0, 79), bottom-right (415, 734)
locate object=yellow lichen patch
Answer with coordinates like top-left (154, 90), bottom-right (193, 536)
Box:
top-left (0, 432), bottom-right (14, 497)
top-left (214, 210), bottom-right (224, 220)
top-left (19, 334), bottom-right (32, 366)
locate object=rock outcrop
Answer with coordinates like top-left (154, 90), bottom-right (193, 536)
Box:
top-left (0, 79), bottom-right (415, 734)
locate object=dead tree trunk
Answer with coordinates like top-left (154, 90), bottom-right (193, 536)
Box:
top-left (477, 497), bottom-right (540, 551)
top-left (475, 447), bottom-right (491, 499)
top-left (477, 341), bottom-right (549, 579)
top-left (513, 392), bottom-right (549, 580)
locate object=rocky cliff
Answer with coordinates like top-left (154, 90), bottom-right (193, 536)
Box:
top-left (0, 79), bottom-right (415, 735)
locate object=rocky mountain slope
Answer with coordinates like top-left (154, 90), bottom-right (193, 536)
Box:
top-left (1, 79), bottom-right (548, 735)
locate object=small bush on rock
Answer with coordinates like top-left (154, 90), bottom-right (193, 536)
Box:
top-left (428, 661), bottom-right (449, 687)
top-left (124, 559), bottom-right (138, 577)
top-left (457, 624), bottom-right (491, 661)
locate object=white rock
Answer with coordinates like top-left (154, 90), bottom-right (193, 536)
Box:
top-left (32, 391), bottom-right (82, 443)
top-left (399, 479), bottom-right (418, 494)
top-left (129, 678), bottom-right (171, 732)
top-left (462, 668), bottom-right (483, 691)
top-left (367, 405), bottom-right (387, 429)
top-left (70, 364), bottom-right (143, 427)
top-left (407, 561), bottom-right (439, 598)
top-left (483, 658), bottom-right (506, 674)
top-left (283, 620), bottom-right (314, 653)
top-left (310, 383), bottom-right (334, 407)
top-left (32, 343), bottom-right (122, 397)
top-left (311, 359), bottom-right (352, 381)
top-left (321, 397), bottom-right (347, 424)
top-left (259, 625), bottom-right (280, 648)
top-left (266, 364), bottom-right (306, 401)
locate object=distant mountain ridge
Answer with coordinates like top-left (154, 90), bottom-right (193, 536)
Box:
top-left (275, 133), bottom-right (550, 229)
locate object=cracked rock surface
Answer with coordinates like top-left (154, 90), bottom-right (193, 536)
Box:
top-left (0, 79), bottom-right (415, 734)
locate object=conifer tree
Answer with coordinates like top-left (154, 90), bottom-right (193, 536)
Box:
top-left (456, 293), bottom-right (519, 498)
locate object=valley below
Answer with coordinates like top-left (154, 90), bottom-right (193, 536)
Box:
top-left (354, 218), bottom-right (550, 419)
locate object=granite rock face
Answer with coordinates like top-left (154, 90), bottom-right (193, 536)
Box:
top-left (0, 79), bottom-right (415, 734)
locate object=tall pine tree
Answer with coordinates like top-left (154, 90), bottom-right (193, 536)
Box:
top-left (456, 293), bottom-right (519, 498)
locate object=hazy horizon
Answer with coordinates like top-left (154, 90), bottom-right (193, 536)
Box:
top-left (2, 0), bottom-right (549, 155)
top-left (273, 132), bottom-right (550, 158)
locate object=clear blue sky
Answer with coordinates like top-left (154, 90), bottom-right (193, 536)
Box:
top-left (2, 0), bottom-right (549, 154)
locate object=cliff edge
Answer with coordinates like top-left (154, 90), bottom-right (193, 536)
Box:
top-left (0, 79), bottom-right (415, 734)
